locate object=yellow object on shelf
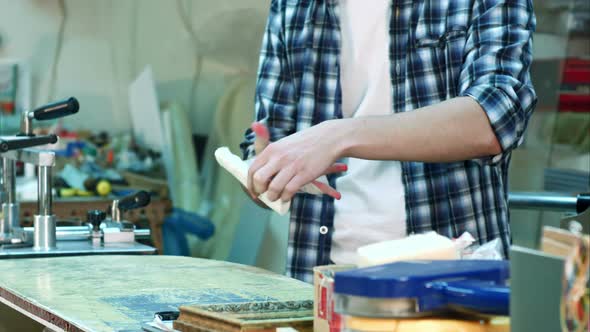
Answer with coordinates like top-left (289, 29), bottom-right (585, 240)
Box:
top-left (59, 188), bottom-right (77, 198)
top-left (96, 180), bottom-right (111, 197)
top-left (76, 190), bottom-right (93, 197)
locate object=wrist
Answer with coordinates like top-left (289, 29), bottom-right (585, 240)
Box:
top-left (323, 118), bottom-right (356, 159)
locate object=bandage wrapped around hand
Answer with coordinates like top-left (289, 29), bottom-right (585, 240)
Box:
top-left (214, 147), bottom-right (326, 215)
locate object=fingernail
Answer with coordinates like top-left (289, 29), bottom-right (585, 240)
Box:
top-left (252, 122), bottom-right (269, 138)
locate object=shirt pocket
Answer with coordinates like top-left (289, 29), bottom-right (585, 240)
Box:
top-left (408, 26), bottom-right (468, 105)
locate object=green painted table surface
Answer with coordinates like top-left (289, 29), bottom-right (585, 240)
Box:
top-left (0, 255), bottom-right (313, 332)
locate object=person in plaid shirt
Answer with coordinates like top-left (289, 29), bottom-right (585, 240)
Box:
top-left (241, 0), bottom-right (537, 283)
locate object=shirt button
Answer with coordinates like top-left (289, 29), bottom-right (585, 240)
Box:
top-left (319, 226), bottom-right (329, 235)
top-left (395, 63), bottom-right (401, 75)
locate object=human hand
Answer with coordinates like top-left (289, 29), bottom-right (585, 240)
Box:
top-left (247, 121), bottom-right (346, 202)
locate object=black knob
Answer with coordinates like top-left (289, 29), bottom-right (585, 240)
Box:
top-left (33, 97), bottom-right (79, 121)
top-left (577, 193), bottom-right (590, 214)
top-left (87, 209), bottom-right (106, 231)
top-left (117, 191), bottom-right (151, 211)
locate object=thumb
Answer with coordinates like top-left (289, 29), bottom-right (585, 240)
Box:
top-left (252, 122), bottom-right (270, 155)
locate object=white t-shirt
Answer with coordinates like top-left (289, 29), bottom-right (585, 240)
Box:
top-left (330, 0), bottom-right (407, 265)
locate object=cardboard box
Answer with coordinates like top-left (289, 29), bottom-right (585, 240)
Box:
top-left (313, 264), bottom-right (356, 332)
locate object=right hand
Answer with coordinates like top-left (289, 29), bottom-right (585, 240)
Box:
top-left (243, 122), bottom-right (345, 205)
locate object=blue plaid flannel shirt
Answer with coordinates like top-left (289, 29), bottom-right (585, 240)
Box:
top-left (241, 0), bottom-right (537, 282)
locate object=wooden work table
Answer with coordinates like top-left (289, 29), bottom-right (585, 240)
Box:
top-left (0, 255), bottom-right (312, 332)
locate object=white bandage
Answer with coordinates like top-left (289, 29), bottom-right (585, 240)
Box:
top-left (214, 147), bottom-right (291, 215)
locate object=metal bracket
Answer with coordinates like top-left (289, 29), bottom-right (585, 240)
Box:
top-left (0, 148), bottom-right (55, 167)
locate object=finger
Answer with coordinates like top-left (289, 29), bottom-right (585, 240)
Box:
top-left (311, 180), bottom-right (342, 200)
top-left (252, 122), bottom-right (270, 155)
top-left (251, 160), bottom-right (280, 195)
top-left (323, 163), bottom-right (348, 175)
top-left (247, 153), bottom-right (266, 194)
top-left (241, 184), bottom-right (260, 201)
top-left (266, 166), bottom-right (297, 202)
top-left (281, 175), bottom-right (308, 202)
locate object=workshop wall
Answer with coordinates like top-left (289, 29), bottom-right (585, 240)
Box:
top-left (0, 0), bottom-right (269, 136)
top-left (0, 0), bottom-right (289, 273)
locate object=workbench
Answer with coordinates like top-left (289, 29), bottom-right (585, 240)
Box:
top-left (0, 255), bottom-right (312, 332)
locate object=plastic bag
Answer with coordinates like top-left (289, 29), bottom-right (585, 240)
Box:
top-left (469, 238), bottom-right (504, 260)
top-left (453, 232), bottom-right (504, 260)
top-left (454, 232), bottom-right (476, 255)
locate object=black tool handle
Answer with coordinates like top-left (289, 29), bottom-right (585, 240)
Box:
top-left (577, 193), bottom-right (590, 214)
top-left (117, 191), bottom-right (151, 211)
top-left (33, 97), bottom-right (79, 121)
top-left (0, 134), bottom-right (58, 152)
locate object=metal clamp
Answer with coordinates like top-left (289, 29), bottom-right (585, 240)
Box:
top-left (0, 149), bottom-right (57, 250)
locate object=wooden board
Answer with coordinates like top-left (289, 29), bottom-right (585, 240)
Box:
top-left (0, 255), bottom-right (313, 332)
top-left (175, 302), bottom-right (313, 332)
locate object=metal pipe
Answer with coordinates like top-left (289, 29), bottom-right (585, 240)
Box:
top-left (1, 204), bottom-right (19, 235)
top-left (33, 215), bottom-right (56, 250)
top-left (20, 112), bottom-right (33, 136)
top-left (37, 165), bottom-right (52, 215)
top-left (0, 213), bottom-right (7, 237)
top-left (23, 226), bottom-right (151, 240)
top-left (3, 158), bottom-right (16, 204)
top-left (0, 163), bottom-right (5, 203)
top-left (111, 200), bottom-right (121, 222)
top-left (0, 163), bottom-right (7, 237)
top-left (57, 226), bottom-right (91, 240)
top-left (1, 158), bottom-right (19, 236)
top-left (508, 192), bottom-right (578, 212)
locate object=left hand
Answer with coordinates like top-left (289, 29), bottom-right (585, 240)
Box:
top-left (248, 121), bottom-right (346, 202)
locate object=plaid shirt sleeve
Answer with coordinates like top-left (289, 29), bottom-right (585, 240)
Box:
top-left (240, 0), bottom-right (297, 160)
top-left (458, 0), bottom-right (537, 165)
